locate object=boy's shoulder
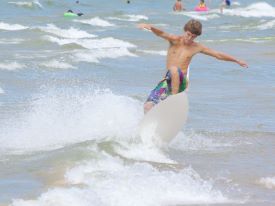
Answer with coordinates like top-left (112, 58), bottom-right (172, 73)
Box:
top-left (190, 41), bottom-right (203, 49)
top-left (188, 41), bottom-right (205, 54)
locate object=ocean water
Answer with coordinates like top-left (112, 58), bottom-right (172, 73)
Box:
top-left (0, 0), bottom-right (275, 205)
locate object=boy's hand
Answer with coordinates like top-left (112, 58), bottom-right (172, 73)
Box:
top-left (137, 23), bottom-right (151, 31)
top-left (237, 60), bottom-right (248, 68)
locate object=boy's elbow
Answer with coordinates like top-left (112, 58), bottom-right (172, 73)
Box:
top-left (215, 53), bottom-right (224, 60)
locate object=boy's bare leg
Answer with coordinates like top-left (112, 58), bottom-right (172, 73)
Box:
top-left (169, 66), bottom-right (180, 94)
top-left (144, 101), bottom-right (154, 114)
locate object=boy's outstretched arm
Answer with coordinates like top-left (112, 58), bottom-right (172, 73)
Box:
top-left (138, 23), bottom-right (179, 44)
top-left (200, 46), bottom-right (248, 68)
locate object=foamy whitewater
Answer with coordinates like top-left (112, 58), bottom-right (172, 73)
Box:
top-left (0, 0), bottom-right (275, 206)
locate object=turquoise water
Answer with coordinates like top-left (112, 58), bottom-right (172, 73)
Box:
top-left (0, 0), bottom-right (275, 205)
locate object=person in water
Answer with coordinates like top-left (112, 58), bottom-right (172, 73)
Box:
top-left (173, 0), bottom-right (185, 12)
top-left (138, 19), bottom-right (248, 113)
top-left (67, 9), bottom-right (83, 16)
top-left (220, 0), bottom-right (231, 13)
top-left (66, 1), bottom-right (83, 16)
top-left (198, 0), bottom-right (207, 8)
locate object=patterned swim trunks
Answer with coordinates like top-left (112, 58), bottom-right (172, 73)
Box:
top-left (146, 68), bottom-right (187, 105)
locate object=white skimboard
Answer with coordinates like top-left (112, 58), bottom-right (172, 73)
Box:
top-left (139, 91), bottom-right (188, 145)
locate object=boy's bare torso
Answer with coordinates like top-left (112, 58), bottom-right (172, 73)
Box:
top-left (166, 37), bottom-right (201, 75)
top-left (174, 2), bottom-right (182, 10)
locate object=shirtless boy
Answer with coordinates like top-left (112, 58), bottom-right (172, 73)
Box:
top-left (138, 19), bottom-right (248, 113)
top-left (173, 0), bottom-right (184, 12)
top-left (220, 0), bottom-right (231, 13)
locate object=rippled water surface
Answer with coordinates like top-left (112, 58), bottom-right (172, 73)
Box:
top-left (0, 0), bottom-right (275, 205)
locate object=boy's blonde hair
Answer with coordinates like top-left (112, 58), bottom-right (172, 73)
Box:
top-left (184, 19), bottom-right (202, 36)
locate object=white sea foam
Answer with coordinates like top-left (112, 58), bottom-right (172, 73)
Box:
top-left (11, 154), bottom-right (229, 206)
top-left (232, 2), bottom-right (241, 6)
top-left (204, 36), bottom-right (275, 43)
top-left (39, 24), bottom-right (96, 39)
top-left (140, 50), bottom-right (166, 56)
top-left (259, 176), bottom-right (275, 189)
top-left (8, 0), bottom-right (42, 8)
top-left (44, 36), bottom-right (136, 62)
top-left (0, 22), bottom-right (28, 31)
top-left (8, 1), bottom-right (33, 7)
top-left (45, 36), bottom-right (135, 49)
top-left (124, 14), bottom-right (149, 21)
top-left (73, 48), bottom-right (136, 63)
top-left (74, 17), bottom-right (115, 27)
top-left (223, 2), bottom-right (275, 18)
top-left (183, 2), bottom-right (275, 19)
top-left (0, 62), bottom-right (25, 71)
top-left (43, 35), bottom-right (77, 46)
top-left (114, 142), bottom-right (175, 164)
top-left (40, 60), bottom-right (76, 69)
top-left (170, 131), bottom-right (233, 151)
top-left (0, 87), bottom-right (4, 94)
top-left (62, 154), bottom-right (228, 206)
top-left (77, 37), bottom-right (136, 50)
top-left (0, 38), bottom-right (25, 44)
top-left (179, 12), bottom-right (220, 21)
top-left (11, 187), bottom-right (102, 206)
top-left (72, 52), bottom-right (100, 63)
top-left (0, 89), bottom-right (143, 153)
top-left (257, 19), bottom-right (275, 30)
top-left (33, 0), bottom-right (42, 8)
top-left (108, 14), bottom-right (148, 22)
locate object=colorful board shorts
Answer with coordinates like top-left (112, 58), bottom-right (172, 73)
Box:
top-left (146, 68), bottom-right (187, 105)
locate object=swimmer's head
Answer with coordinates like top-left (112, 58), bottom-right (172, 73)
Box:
top-left (183, 19), bottom-right (202, 44)
top-left (184, 19), bottom-right (202, 36)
